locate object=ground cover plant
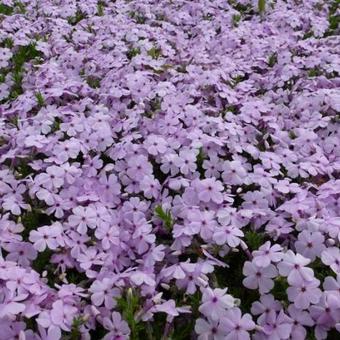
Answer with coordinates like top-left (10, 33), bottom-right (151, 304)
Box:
top-left (0, 0), bottom-right (339, 339)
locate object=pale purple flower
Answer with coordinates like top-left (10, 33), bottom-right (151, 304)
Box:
top-left (262, 310), bottom-right (293, 340)
top-left (68, 206), bottom-right (97, 234)
top-left (252, 241), bottom-right (283, 268)
top-left (144, 135), bottom-right (168, 156)
top-left (195, 317), bottom-right (227, 340)
top-left (50, 300), bottom-right (77, 331)
top-left (287, 305), bottom-right (314, 340)
top-left (220, 307), bottom-right (255, 340)
top-left (213, 225), bottom-right (244, 247)
top-left (29, 223), bottom-right (63, 252)
top-left (90, 278), bottom-right (120, 309)
top-left (251, 294), bottom-right (282, 325)
top-left (321, 247), bottom-right (340, 274)
top-left (278, 250), bottom-right (315, 284)
top-left (243, 262), bottom-right (278, 294)
top-left (287, 278), bottom-right (322, 309)
top-left (295, 230), bottom-right (325, 261)
top-left (222, 160), bottom-right (248, 185)
top-left (102, 311), bottom-right (130, 340)
top-left (140, 176), bottom-right (161, 199)
top-left (199, 287), bottom-right (235, 321)
top-left (175, 149), bottom-right (197, 175)
top-left (197, 178), bottom-right (224, 204)
top-left (5, 242), bottom-right (37, 267)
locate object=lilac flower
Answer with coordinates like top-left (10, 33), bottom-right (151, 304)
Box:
top-left (278, 250), bottom-right (315, 284)
top-left (144, 135), bottom-right (168, 156)
top-left (295, 230), bottom-right (325, 261)
top-left (243, 262), bottom-right (278, 294)
top-left (5, 242), bottom-right (37, 267)
top-left (252, 241), bottom-right (283, 268)
top-left (222, 160), bottom-right (248, 185)
top-left (287, 305), bottom-right (314, 340)
top-left (89, 278), bottom-right (120, 309)
top-left (199, 287), bottom-right (235, 321)
top-left (68, 206), bottom-right (97, 234)
top-left (102, 311), bottom-right (130, 340)
top-left (196, 178), bottom-right (224, 204)
top-left (251, 294), bottom-right (282, 325)
top-left (321, 247), bottom-right (340, 274)
top-left (175, 149), bottom-right (197, 175)
top-left (50, 300), bottom-right (78, 331)
top-left (262, 310), bottom-right (293, 340)
top-left (220, 307), bottom-right (255, 340)
top-left (140, 176), bottom-right (161, 199)
top-left (195, 318), bottom-right (227, 340)
top-left (29, 223), bottom-right (63, 252)
top-left (287, 278), bottom-right (322, 309)
top-left (213, 225), bottom-right (244, 247)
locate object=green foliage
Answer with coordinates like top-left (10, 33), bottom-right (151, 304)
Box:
top-left (215, 251), bottom-right (260, 313)
top-left (155, 205), bottom-right (173, 231)
top-left (86, 76), bottom-right (101, 89)
top-left (232, 14), bottom-right (241, 27)
top-left (1, 37), bottom-right (14, 49)
top-left (308, 68), bottom-right (322, 77)
top-left (117, 289), bottom-right (143, 340)
top-left (97, 1), bottom-right (105, 16)
top-left (32, 249), bottom-right (53, 275)
top-left (147, 46), bottom-right (162, 59)
top-left (126, 47), bottom-right (141, 60)
top-left (272, 277), bottom-right (289, 303)
top-left (129, 11), bottom-right (147, 24)
top-left (9, 43), bottom-right (42, 99)
top-left (35, 91), bottom-right (45, 108)
top-left (268, 52), bottom-right (277, 67)
top-left (325, 0), bottom-right (340, 36)
top-left (67, 10), bottom-right (86, 25)
top-left (244, 230), bottom-right (264, 251)
top-left (196, 147), bottom-right (205, 178)
top-left (69, 316), bottom-right (87, 340)
top-left (311, 258), bottom-right (336, 281)
top-left (0, 3), bottom-right (13, 15)
top-left (258, 0), bottom-right (266, 14)
top-left (20, 208), bottom-right (51, 240)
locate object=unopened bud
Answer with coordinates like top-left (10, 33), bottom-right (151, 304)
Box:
top-left (160, 283), bottom-right (170, 290)
top-left (234, 298), bottom-right (241, 307)
top-left (127, 287), bottom-right (133, 303)
top-left (326, 238), bottom-right (335, 246)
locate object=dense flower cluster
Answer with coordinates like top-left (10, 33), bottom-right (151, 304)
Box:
top-left (0, 0), bottom-right (339, 339)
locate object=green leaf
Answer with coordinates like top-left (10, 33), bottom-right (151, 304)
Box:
top-left (147, 46), bottom-right (162, 59)
top-left (232, 14), bottom-right (241, 27)
top-left (97, 1), bottom-right (105, 16)
top-left (126, 47), bottom-right (141, 60)
top-left (155, 205), bottom-right (173, 231)
top-left (0, 4), bottom-right (13, 15)
top-left (268, 52), bottom-right (277, 67)
top-left (258, 0), bottom-right (266, 14)
top-left (117, 289), bottom-right (142, 340)
top-left (35, 92), bottom-right (45, 107)
top-left (244, 231), bottom-right (264, 251)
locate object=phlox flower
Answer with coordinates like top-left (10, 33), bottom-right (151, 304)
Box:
top-left (243, 261), bottom-right (277, 294)
top-left (199, 287), bottom-right (235, 321)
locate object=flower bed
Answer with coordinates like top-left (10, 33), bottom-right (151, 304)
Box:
top-left (0, 0), bottom-right (339, 339)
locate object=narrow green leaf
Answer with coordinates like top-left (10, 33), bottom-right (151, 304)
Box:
top-left (155, 205), bottom-right (173, 231)
top-left (258, 0), bottom-right (266, 14)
